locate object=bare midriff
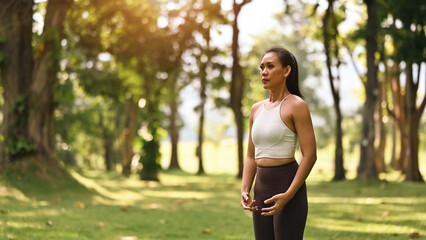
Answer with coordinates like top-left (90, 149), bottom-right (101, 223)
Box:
top-left (255, 157), bottom-right (296, 167)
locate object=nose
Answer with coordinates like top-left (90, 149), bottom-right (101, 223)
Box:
top-left (261, 68), bottom-right (267, 76)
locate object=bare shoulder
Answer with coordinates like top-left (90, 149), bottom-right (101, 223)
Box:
top-left (249, 100), bottom-right (267, 119)
top-left (288, 95), bottom-right (310, 116)
top-left (251, 99), bottom-right (267, 110)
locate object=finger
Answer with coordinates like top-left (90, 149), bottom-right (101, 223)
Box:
top-left (264, 196), bottom-right (275, 204)
top-left (242, 204), bottom-right (257, 211)
top-left (241, 193), bottom-right (249, 201)
top-left (261, 205), bottom-right (275, 212)
top-left (261, 210), bottom-right (277, 216)
top-left (248, 200), bottom-right (256, 207)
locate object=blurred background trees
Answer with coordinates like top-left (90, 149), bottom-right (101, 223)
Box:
top-left (0, 0), bottom-right (424, 182)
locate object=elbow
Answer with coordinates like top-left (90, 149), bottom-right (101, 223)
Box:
top-left (305, 152), bottom-right (316, 165)
top-left (311, 151), bottom-right (317, 163)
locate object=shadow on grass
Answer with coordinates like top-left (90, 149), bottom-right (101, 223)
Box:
top-left (1, 166), bottom-right (425, 240)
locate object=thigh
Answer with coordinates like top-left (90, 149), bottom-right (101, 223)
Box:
top-left (253, 186), bottom-right (275, 240)
top-left (273, 183), bottom-right (308, 240)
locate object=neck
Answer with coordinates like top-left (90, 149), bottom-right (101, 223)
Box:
top-left (269, 89), bottom-right (291, 102)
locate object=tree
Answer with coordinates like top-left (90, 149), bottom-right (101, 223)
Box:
top-left (0, 0), bottom-right (74, 174)
top-left (230, 0), bottom-right (251, 178)
top-left (357, 0), bottom-right (378, 179)
top-left (321, 0), bottom-right (345, 180)
top-left (390, 0), bottom-right (424, 182)
top-left (29, 0), bottom-right (74, 167)
top-left (67, 0), bottom-right (170, 180)
top-left (387, 42), bottom-right (406, 171)
top-left (0, 0), bottom-right (33, 170)
top-left (382, 0), bottom-right (425, 181)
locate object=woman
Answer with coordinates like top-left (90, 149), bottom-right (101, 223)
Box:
top-left (241, 46), bottom-right (317, 240)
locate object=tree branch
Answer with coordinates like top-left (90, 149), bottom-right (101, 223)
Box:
top-left (342, 42), bottom-right (366, 88)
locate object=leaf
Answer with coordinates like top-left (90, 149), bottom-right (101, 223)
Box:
top-left (409, 232), bottom-right (420, 238)
top-left (174, 199), bottom-right (187, 206)
top-left (74, 201), bottom-right (85, 209)
top-left (202, 228), bottom-right (211, 234)
top-left (381, 210), bottom-right (391, 217)
top-left (120, 205), bottom-right (131, 211)
top-left (98, 222), bottom-right (105, 227)
top-left (46, 220), bottom-right (54, 227)
top-left (37, 43), bottom-right (45, 57)
top-left (147, 203), bottom-right (158, 209)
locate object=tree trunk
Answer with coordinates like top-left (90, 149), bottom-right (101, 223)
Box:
top-left (231, 0), bottom-right (251, 179)
top-left (390, 120), bottom-right (397, 167)
top-left (140, 73), bottom-right (160, 181)
top-left (169, 79), bottom-right (181, 170)
top-left (375, 80), bottom-right (386, 173)
top-left (196, 63), bottom-right (207, 175)
top-left (122, 97), bottom-right (137, 176)
top-left (322, 0), bottom-right (345, 181)
top-left (0, 0), bottom-right (34, 171)
top-left (99, 110), bottom-right (114, 171)
top-left (358, 0), bottom-right (378, 179)
top-left (404, 63), bottom-right (425, 182)
top-left (384, 55), bottom-right (397, 170)
top-left (28, 0), bottom-right (74, 167)
top-left (140, 111), bottom-right (160, 181)
top-left (388, 43), bottom-right (407, 171)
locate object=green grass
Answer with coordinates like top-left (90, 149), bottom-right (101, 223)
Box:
top-left (0, 141), bottom-right (425, 240)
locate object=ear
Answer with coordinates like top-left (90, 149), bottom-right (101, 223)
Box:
top-left (283, 66), bottom-right (291, 78)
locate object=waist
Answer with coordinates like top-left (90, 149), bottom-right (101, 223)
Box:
top-left (256, 158), bottom-right (295, 167)
top-left (255, 161), bottom-right (299, 188)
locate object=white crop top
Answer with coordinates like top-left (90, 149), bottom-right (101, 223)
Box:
top-left (251, 95), bottom-right (297, 159)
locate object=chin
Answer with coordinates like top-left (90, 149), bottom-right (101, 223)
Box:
top-left (262, 84), bottom-right (270, 90)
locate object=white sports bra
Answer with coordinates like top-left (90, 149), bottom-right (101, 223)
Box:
top-left (251, 95), bottom-right (297, 159)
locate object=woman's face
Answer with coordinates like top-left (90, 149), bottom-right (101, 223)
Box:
top-left (259, 52), bottom-right (290, 90)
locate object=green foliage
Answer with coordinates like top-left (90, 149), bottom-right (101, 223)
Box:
top-left (4, 137), bottom-right (35, 158)
top-left (5, 96), bottom-right (35, 158)
top-left (381, 0), bottom-right (426, 64)
top-left (140, 137), bottom-right (161, 181)
top-left (11, 95), bottom-right (26, 114)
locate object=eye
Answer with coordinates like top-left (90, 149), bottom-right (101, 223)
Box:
top-left (259, 65), bottom-right (264, 70)
top-left (268, 64), bottom-right (274, 69)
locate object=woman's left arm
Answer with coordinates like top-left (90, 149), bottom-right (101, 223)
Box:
top-left (262, 99), bottom-right (317, 216)
top-left (285, 99), bottom-right (317, 196)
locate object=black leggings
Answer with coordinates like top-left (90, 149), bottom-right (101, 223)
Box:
top-left (253, 161), bottom-right (308, 240)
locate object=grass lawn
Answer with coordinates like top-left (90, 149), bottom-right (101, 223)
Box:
top-left (0, 141), bottom-right (425, 239)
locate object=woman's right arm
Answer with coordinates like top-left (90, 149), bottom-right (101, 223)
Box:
top-left (241, 103), bottom-right (260, 211)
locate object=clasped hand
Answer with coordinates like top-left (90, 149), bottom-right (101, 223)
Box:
top-left (241, 192), bottom-right (258, 211)
top-left (241, 192), bottom-right (292, 216)
top-left (261, 192), bottom-right (292, 216)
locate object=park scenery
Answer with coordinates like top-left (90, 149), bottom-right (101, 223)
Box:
top-left (0, 0), bottom-right (425, 239)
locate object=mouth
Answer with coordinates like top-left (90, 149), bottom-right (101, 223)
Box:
top-left (262, 79), bottom-right (269, 84)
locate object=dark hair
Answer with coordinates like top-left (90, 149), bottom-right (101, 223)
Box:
top-left (264, 46), bottom-right (303, 98)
